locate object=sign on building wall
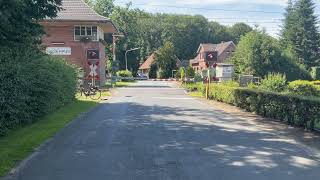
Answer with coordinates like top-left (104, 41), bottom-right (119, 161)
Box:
top-left (87, 49), bottom-right (100, 60)
top-left (46, 47), bottom-right (71, 55)
top-left (205, 51), bottom-right (218, 61)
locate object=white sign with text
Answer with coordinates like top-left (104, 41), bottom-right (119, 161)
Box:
top-left (46, 47), bottom-right (71, 55)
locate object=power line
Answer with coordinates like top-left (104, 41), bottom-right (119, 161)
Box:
top-left (115, 1), bottom-right (285, 14)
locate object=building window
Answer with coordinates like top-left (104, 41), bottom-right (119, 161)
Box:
top-left (74, 26), bottom-right (98, 41)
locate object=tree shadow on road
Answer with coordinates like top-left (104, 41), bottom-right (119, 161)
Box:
top-left (94, 101), bottom-right (320, 180)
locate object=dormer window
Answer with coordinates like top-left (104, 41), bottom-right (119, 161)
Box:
top-left (74, 26), bottom-right (98, 41)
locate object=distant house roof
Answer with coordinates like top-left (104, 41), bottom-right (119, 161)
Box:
top-left (139, 53), bottom-right (156, 70)
top-left (42, 0), bottom-right (118, 32)
top-left (197, 41), bottom-right (235, 56)
top-left (180, 60), bottom-right (190, 68)
top-left (139, 52), bottom-right (181, 70)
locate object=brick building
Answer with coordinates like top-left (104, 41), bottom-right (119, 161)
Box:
top-left (40, 0), bottom-right (118, 85)
top-left (190, 41), bottom-right (236, 72)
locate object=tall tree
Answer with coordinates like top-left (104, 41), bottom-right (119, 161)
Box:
top-left (228, 23), bottom-right (252, 43)
top-left (155, 41), bottom-right (177, 78)
top-left (281, 0), bottom-right (320, 68)
top-left (231, 30), bottom-right (311, 80)
top-left (0, 0), bottom-right (62, 45)
top-left (94, 0), bottom-right (115, 17)
top-left (281, 0), bottom-right (296, 48)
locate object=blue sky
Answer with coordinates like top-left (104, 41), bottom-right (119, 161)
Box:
top-left (114, 0), bottom-right (320, 37)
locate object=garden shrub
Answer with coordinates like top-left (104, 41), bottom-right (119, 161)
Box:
top-left (205, 84), bottom-right (320, 131)
top-left (194, 73), bottom-right (203, 82)
top-left (311, 67), bottom-right (320, 80)
top-left (0, 46), bottom-right (77, 136)
top-left (116, 70), bottom-right (133, 82)
top-left (259, 73), bottom-right (287, 92)
top-left (288, 80), bottom-right (319, 97)
top-left (186, 66), bottom-right (195, 78)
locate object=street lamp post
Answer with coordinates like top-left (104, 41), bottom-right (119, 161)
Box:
top-left (125, 48), bottom-right (140, 71)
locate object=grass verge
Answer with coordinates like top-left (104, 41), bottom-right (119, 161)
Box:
top-left (0, 100), bottom-right (98, 177)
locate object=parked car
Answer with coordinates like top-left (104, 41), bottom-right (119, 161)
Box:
top-left (137, 72), bottom-right (148, 80)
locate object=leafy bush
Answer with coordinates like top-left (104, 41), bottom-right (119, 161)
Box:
top-left (206, 84), bottom-right (320, 130)
top-left (116, 70), bottom-right (133, 82)
top-left (208, 84), bottom-right (236, 104)
top-left (194, 73), bottom-right (203, 82)
top-left (0, 46), bottom-right (77, 136)
top-left (183, 82), bottom-right (205, 93)
top-left (220, 81), bottom-right (240, 87)
top-left (186, 66), bottom-right (195, 77)
top-left (259, 73), bottom-right (287, 92)
top-left (116, 70), bottom-right (133, 78)
top-left (288, 80), bottom-right (319, 97)
top-left (311, 67), bottom-right (320, 80)
top-left (179, 67), bottom-right (185, 80)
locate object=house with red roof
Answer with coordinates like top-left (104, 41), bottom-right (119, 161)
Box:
top-left (190, 41), bottom-right (236, 72)
top-left (138, 52), bottom-right (182, 77)
top-left (40, 0), bottom-right (118, 86)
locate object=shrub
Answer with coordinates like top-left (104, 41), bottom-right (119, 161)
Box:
top-left (220, 81), bottom-right (240, 87)
top-left (186, 66), bottom-right (195, 78)
top-left (116, 70), bottom-right (133, 82)
top-left (194, 73), bottom-right (203, 82)
top-left (179, 67), bottom-right (185, 80)
top-left (311, 67), bottom-right (320, 80)
top-left (206, 84), bottom-right (320, 130)
top-left (259, 73), bottom-right (287, 92)
top-left (116, 70), bottom-right (133, 78)
top-left (288, 80), bottom-right (319, 97)
top-left (208, 84), bottom-right (236, 104)
top-left (184, 82), bottom-right (204, 92)
top-left (0, 46), bottom-right (77, 136)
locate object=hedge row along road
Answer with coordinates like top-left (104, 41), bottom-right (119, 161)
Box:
top-left (5, 81), bottom-right (320, 180)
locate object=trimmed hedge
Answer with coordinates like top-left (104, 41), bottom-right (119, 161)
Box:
top-left (206, 84), bottom-right (320, 131)
top-left (288, 80), bottom-right (319, 97)
top-left (0, 46), bottom-right (77, 136)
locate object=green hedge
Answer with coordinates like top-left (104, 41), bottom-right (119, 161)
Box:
top-left (288, 80), bottom-right (319, 97)
top-left (0, 46), bottom-right (77, 136)
top-left (206, 84), bottom-right (320, 131)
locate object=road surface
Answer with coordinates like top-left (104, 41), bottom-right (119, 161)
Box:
top-left (8, 81), bottom-right (320, 180)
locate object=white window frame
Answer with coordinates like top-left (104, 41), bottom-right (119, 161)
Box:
top-left (74, 25), bottom-right (99, 41)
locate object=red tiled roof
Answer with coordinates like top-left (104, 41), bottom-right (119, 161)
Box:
top-left (139, 53), bottom-right (156, 70)
top-left (47, 0), bottom-right (110, 22)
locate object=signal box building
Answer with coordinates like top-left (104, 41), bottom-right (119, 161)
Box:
top-left (40, 0), bottom-right (118, 85)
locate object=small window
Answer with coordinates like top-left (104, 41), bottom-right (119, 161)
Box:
top-left (75, 26), bottom-right (80, 36)
top-left (80, 27), bottom-right (86, 36)
top-left (92, 26), bottom-right (97, 34)
top-left (86, 26), bottom-right (92, 36)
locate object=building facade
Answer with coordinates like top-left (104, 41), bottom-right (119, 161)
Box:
top-left (40, 0), bottom-right (118, 86)
top-left (190, 41), bottom-right (236, 72)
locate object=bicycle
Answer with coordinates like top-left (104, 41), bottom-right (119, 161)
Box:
top-left (77, 83), bottom-right (102, 100)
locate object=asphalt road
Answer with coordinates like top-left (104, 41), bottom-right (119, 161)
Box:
top-left (8, 81), bottom-right (320, 180)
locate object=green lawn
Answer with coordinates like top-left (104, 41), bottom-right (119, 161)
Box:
top-left (0, 100), bottom-right (98, 177)
top-left (104, 81), bottom-right (135, 88)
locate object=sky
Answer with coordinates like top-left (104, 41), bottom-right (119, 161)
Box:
top-left (114, 0), bottom-right (320, 37)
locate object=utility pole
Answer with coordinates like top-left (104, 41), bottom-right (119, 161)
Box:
top-left (111, 33), bottom-right (124, 85)
top-left (125, 48), bottom-right (140, 71)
